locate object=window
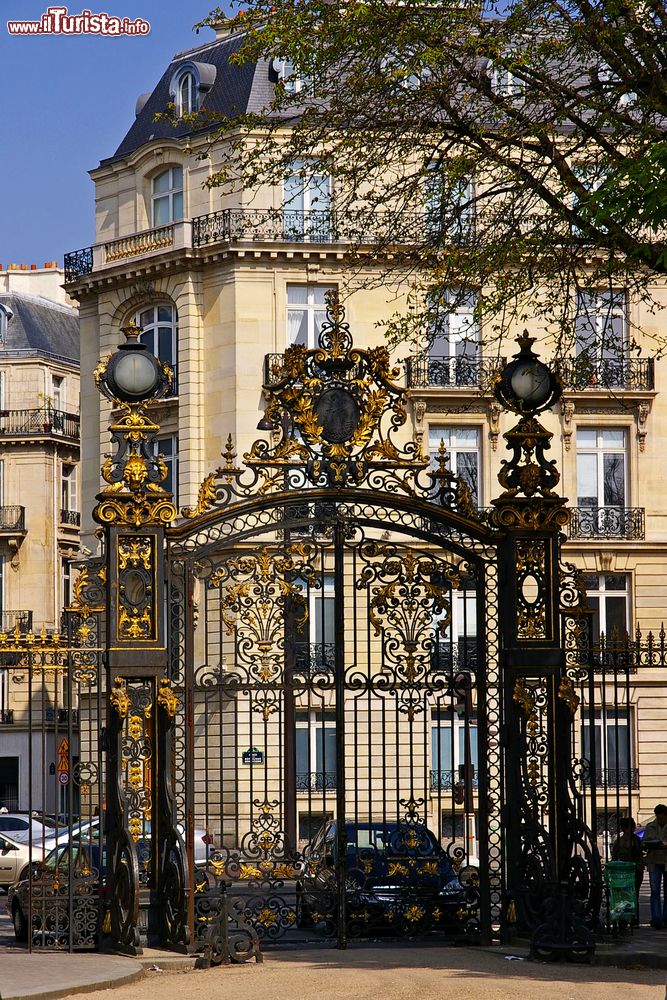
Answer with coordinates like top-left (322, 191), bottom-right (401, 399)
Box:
top-left (428, 426), bottom-right (481, 506)
top-left (272, 56), bottom-right (311, 95)
top-left (575, 290), bottom-right (627, 385)
top-left (576, 428), bottom-right (628, 535)
top-left (151, 166), bottom-right (183, 227)
top-left (0, 371), bottom-right (5, 410)
top-left (287, 285), bottom-right (336, 347)
top-left (0, 303), bottom-right (13, 345)
top-left (136, 305), bottom-right (178, 395)
top-left (61, 463), bottom-right (78, 514)
top-left (283, 161), bottom-right (332, 241)
top-left (176, 71), bottom-right (196, 116)
top-left (0, 669), bottom-right (7, 714)
top-left (582, 573), bottom-right (630, 640)
top-left (299, 810), bottom-right (332, 843)
top-left (427, 293), bottom-right (479, 385)
top-left (62, 558), bottom-right (72, 615)
top-left (294, 573), bottom-right (335, 672)
top-left (155, 435), bottom-right (178, 505)
top-left (425, 168), bottom-right (474, 242)
top-left (0, 757), bottom-right (19, 811)
top-left (582, 711), bottom-right (635, 788)
top-left (51, 375), bottom-right (64, 412)
top-left (431, 708), bottom-right (478, 790)
top-left (296, 710), bottom-right (336, 791)
top-left (489, 62), bottom-right (525, 102)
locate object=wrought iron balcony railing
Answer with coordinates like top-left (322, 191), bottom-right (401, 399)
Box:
top-left (265, 352), bottom-right (365, 387)
top-left (430, 769), bottom-right (480, 791)
top-left (60, 509), bottom-right (81, 527)
top-left (582, 767), bottom-right (639, 790)
top-left (44, 708), bottom-right (79, 724)
top-left (556, 357), bottom-right (654, 392)
top-left (0, 506), bottom-right (26, 532)
top-left (0, 408), bottom-right (80, 440)
top-left (1, 611), bottom-right (33, 633)
top-left (64, 246), bottom-right (93, 282)
top-left (406, 355), bottom-right (504, 390)
top-left (0, 709), bottom-right (14, 724)
top-left (431, 641), bottom-right (478, 673)
top-left (567, 506), bottom-right (645, 540)
top-left (294, 642), bottom-right (336, 675)
top-left (296, 771), bottom-right (337, 792)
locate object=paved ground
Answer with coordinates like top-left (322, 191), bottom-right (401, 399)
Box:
top-left (59, 946), bottom-right (667, 1000)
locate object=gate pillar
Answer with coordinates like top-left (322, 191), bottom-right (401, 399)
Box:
top-left (93, 323), bottom-right (189, 953)
top-left (492, 337), bottom-right (598, 955)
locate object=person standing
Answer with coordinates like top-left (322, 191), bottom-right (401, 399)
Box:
top-left (611, 817), bottom-right (644, 924)
top-left (642, 803), bottom-right (667, 929)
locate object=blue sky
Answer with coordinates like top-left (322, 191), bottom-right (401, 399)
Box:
top-left (0, 1), bottom-right (230, 267)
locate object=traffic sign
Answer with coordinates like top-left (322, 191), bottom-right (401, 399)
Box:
top-left (58, 771), bottom-right (69, 786)
top-left (57, 753), bottom-right (69, 773)
top-left (57, 737), bottom-right (69, 755)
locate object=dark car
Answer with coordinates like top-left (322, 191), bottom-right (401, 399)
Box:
top-left (297, 820), bottom-right (465, 935)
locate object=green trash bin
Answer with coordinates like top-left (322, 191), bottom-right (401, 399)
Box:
top-left (604, 861), bottom-right (637, 924)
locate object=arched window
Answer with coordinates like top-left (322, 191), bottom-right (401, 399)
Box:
top-left (135, 304), bottom-right (178, 396)
top-left (177, 71), bottom-right (196, 116)
top-left (151, 166), bottom-right (183, 227)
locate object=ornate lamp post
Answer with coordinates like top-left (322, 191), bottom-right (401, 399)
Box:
top-left (94, 323), bottom-right (188, 954)
top-left (492, 335), bottom-right (597, 957)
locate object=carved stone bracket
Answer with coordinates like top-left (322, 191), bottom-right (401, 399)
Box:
top-left (636, 400), bottom-right (650, 452)
top-left (561, 400), bottom-right (575, 452)
top-left (412, 400), bottom-right (427, 451)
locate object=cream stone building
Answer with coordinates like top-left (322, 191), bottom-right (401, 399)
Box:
top-left (65, 24), bottom-right (666, 852)
top-left (0, 265), bottom-right (80, 814)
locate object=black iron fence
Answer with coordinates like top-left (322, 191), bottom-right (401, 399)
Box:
top-left (0, 506), bottom-right (26, 532)
top-left (63, 247), bottom-right (93, 282)
top-left (406, 355), bottom-right (505, 390)
top-left (0, 409), bottom-right (80, 440)
top-left (556, 357), bottom-right (654, 392)
top-left (568, 506), bottom-right (645, 540)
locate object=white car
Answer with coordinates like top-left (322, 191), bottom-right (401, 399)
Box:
top-left (0, 813), bottom-right (54, 845)
top-left (0, 831), bottom-right (46, 890)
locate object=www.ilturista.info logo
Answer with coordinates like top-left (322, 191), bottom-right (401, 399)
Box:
top-left (7, 6), bottom-right (150, 35)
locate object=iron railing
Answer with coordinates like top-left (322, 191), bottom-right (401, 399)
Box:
top-left (0, 408), bottom-right (80, 439)
top-left (556, 357), bottom-right (654, 392)
top-left (0, 709), bottom-right (14, 724)
top-left (406, 355), bottom-right (505, 390)
top-left (63, 246), bottom-right (93, 282)
top-left (265, 353), bottom-right (365, 387)
top-left (583, 767), bottom-right (639, 790)
top-left (0, 506), bottom-right (26, 532)
top-left (296, 771), bottom-right (337, 791)
top-left (294, 642), bottom-right (336, 674)
top-left (1, 611), bottom-right (33, 632)
top-left (568, 506), bottom-right (645, 540)
top-left (430, 770), bottom-right (480, 791)
top-left (60, 509), bottom-right (81, 527)
top-left (44, 708), bottom-right (79, 724)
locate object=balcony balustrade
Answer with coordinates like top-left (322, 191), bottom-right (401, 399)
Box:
top-left (406, 355), bottom-right (504, 390)
top-left (44, 708), bottom-right (79, 725)
top-left (60, 509), bottom-right (81, 527)
top-left (104, 224), bottom-right (175, 263)
top-left (0, 506), bottom-right (26, 533)
top-left (294, 642), bottom-right (336, 675)
top-left (568, 506), bottom-right (645, 540)
top-left (583, 767), bottom-right (639, 790)
top-left (0, 611), bottom-right (33, 633)
top-left (0, 408), bottom-right (80, 440)
top-left (0, 709), bottom-right (14, 724)
top-left (556, 357), bottom-right (654, 392)
top-left (430, 769), bottom-right (480, 791)
top-left (296, 771), bottom-right (337, 792)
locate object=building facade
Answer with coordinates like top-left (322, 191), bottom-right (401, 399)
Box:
top-left (65, 25), bottom-right (666, 852)
top-left (0, 265), bottom-right (80, 813)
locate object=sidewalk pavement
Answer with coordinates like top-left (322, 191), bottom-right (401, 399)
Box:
top-left (0, 931), bottom-right (665, 1000)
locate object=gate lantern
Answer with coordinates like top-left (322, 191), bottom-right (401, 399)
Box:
top-left (491, 335), bottom-right (599, 959)
top-left (93, 321), bottom-right (188, 954)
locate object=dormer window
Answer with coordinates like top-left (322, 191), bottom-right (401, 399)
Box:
top-left (0, 303), bottom-right (13, 345)
top-left (488, 62), bottom-right (525, 103)
top-left (151, 166), bottom-right (183, 227)
top-left (168, 61), bottom-right (216, 118)
top-left (272, 56), bottom-right (310, 95)
top-left (177, 71), bottom-right (196, 116)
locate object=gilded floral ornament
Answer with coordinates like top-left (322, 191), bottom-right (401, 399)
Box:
top-left (110, 678), bottom-right (130, 718)
top-left (157, 678), bottom-right (180, 718)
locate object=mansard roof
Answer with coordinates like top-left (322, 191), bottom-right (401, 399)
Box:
top-left (105, 31), bottom-right (274, 165)
top-left (0, 292), bottom-right (79, 363)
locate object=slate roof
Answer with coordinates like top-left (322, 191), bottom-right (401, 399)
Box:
top-left (106, 31), bottom-right (275, 165)
top-left (0, 293), bottom-right (79, 363)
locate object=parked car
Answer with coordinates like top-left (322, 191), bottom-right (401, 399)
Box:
top-left (297, 820), bottom-right (465, 933)
top-left (0, 832), bottom-right (47, 890)
top-left (0, 812), bottom-right (55, 845)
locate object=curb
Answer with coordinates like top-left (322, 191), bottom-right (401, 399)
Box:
top-left (0, 963), bottom-right (145, 1000)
